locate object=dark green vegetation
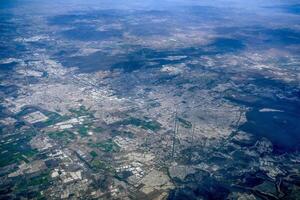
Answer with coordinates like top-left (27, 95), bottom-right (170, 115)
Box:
top-left (18, 171), bottom-right (51, 189)
top-left (90, 159), bottom-right (114, 173)
top-left (111, 130), bottom-right (135, 139)
top-left (16, 106), bottom-right (70, 128)
top-left (48, 130), bottom-right (75, 144)
top-left (88, 150), bottom-right (115, 172)
top-left (88, 139), bottom-right (120, 153)
top-left (89, 151), bottom-right (98, 158)
top-left (14, 171), bottom-right (51, 198)
top-left (91, 160), bottom-right (106, 170)
top-left (42, 114), bottom-right (70, 127)
top-left (77, 125), bottom-right (89, 137)
top-left (114, 117), bottom-right (161, 132)
top-left (0, 129), bottom-right (38, 167)
top-left (177, 117), bottom-right (192, 129)
top-left (69, 105), bottom-right (94, 118)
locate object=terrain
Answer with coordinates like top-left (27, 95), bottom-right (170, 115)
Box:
top-left (0, 0), bottom-right (300, 199)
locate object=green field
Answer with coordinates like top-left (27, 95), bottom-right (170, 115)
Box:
top-left (88, 139), bottom-right (120, 153)
top-left (115, 117), bottom-right (161, 131)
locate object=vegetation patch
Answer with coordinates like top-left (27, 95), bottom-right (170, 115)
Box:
top-left (111, 130), bottom-right (135, 138)
top-left (48, 130), bottom-right (75, 143)
top-left (88, 139), bottom-right (120, 153)
top-left (0, 130), bottom-right (38, 167)
top-left (42, 113), bottom-right (70, 127)
top-left (16, 171), bottom-right (51, 194)
top-left (69, 105), bottom-right (94, 118)
top-left (93, 127), bottom-right (104, 133)
top-left (177, 117), bottom-right (192, 129)
top-left (90, 151), bottom-right (98, 158)
top-left (77, 125), bottom-right (89, 136)
top-left (90, 159), bottom-right (114, 173)
top-left (115, 117), bottom-right (161, 131)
